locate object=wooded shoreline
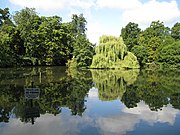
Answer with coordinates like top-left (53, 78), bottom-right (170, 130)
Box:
top-left (0, 7), bottom-right (179, 69)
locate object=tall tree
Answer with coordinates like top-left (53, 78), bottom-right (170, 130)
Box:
top-left (0, 8), bottom-right (24, 67)
top-left (13, 7), bottom-right (41, 61)
top-left (121, 22), bottom-right (141, 51)
top-left (73, 34), bottom-right (94, 67)
top-left (171, 22), bottom-right (180, 41)
top-left (67, 14), bottom-right (94, 68)
top-left (133, 21), bottom-right (171, 65)
top-left (0, 8), bottom-right (13, 26)
top-left (159, 41), bottom-right (180, 68)
top-left (71, 14), bottom-right (87, 35)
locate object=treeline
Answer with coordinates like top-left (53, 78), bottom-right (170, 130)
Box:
top-left (0, 7), bottom-right (94, 67)
top-left (0, 7), bottom-right (180, 69)
top-left (121, 21), bottom-right (180, 68)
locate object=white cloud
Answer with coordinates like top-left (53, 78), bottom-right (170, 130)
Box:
top-left (123, 101), bottom-right (180, 125)
top-left (96, 0), bottom-right (180, 23)
top-left (122, 0), bottom-right (180, 28)
top-left (96, 114), bottom-right (139, 135)
top-left (70, 0), bottom-right (95, 9)
top-left (86, 21), bottom-right (103, 44)
top-left (0, 101), bottom-right (179, 135)
top-left (9, 0), bottom-right (95, 10)
top-left (87, 21), bottom-right (120, 44)
top-left (9, 0), bottom-right (67, 10)
top-left (88, 87), bottom-right (98, 98)
top-left (90, 0), bottom-right (180, 43)
top-left (96, 101), bottom-right (180, 135)
top-left (0, 113), bottom-right (93, 135)
top-left (96, 0), bottom-right (142, 10)
top-left (8, 0), bottom-right (180, 43)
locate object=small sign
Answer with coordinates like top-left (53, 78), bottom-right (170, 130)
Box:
top-left (25, 107), bottom-right (40, 118)
top-left (24, 88), bottom-right (40, 99)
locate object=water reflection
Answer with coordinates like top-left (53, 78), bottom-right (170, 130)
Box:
top-left (91, 69), bottom-right (180, 111)
top-left (23, 100), bottom-right (40, 125)
top-left (122, 70), bottom-right (180, 111)
top-left (96, 102), bottom-right (180, 135)
top-left (0, 67), bottom-right (180, 135)
top-left (91, 69), bottom-right (139, 101)
top-left (0, 67), bottom-right (92, 124)
top-left (24, 82), bottom-right (40, 124)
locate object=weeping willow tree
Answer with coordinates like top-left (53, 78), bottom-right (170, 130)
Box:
top-left (91, 69), bottom-right (139, 101)
top-left (90, 35), bottom-right (140, 69)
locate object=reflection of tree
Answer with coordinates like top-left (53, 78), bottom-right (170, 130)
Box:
top-left (91, 68), bottom-right (180, 111)
top-left (1, 67), bottom-right (179, 124)
top-left (0, 66), bottom-right (67, 86)
top-left (0, 93), bottom-right (14, 122)
top-left (0, 84), bottom-right (24, 122)
top-left (121, 85), bottom-right (140, 108)
top-left (13, 99), bottom-right (40, 124)
top-left (122, 70), bottom-right (180, 111)
top-left (170, 93), bottom-right (180, 110)
top-left (91, 69), bottom-right (139, 101)
top-left (39, 77), bottom-right (91, 116)
top-left (0, 67), bottom-right (92, 123)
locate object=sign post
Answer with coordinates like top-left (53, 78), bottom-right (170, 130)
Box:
top-left (24, 82), bottom-right (40, 100)
top-left (24, 82), bottom-right (40, 124)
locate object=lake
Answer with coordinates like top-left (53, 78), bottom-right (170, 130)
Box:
top-left (0, 66), bottom-right (180, 135)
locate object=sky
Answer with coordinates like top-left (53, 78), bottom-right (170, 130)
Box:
top-left (0, 0), bottom-right (180, 44)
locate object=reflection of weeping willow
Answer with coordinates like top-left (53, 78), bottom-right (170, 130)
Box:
top-left (91, 69), bottom-right (139, 101)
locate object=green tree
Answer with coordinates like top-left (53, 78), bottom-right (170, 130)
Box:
top-left (171, 22), bottom-right (180, 41)
top-left (13, 8), bottom-right (74, 66)
top-left (132, 21), bottom-right (171, 66)
top-left (0, 31), bottom-right (14, 67)
top-left (159, 41), bottom-right (180, 68)
top-left (35, 16), bottom-right (72, 65)
top-left (0, 8), bottom-right (13, 26)
top-left (131, 45), bottom-right (147, 67)
top-left (73, 35), bottom-right (94, 67)
top-left (71, 14), bottom-right (87, 35)
top-left (67, 14), bottom-right (95, 68)
top-left (147, 36), bottom-right (161, 63)
top-left (149, 21), bottom-right (170, 40)
top-left (0, 8), bottom-right (23, 67)
top-left (121, 22), bottom-right (141, 51)
top-left (90, 35), bottom-right (139, 69)
top-left (13, 7), bottom-right (41, 64)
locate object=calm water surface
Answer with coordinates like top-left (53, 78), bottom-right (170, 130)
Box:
top-left (0, 66), bottom-right (180, 135)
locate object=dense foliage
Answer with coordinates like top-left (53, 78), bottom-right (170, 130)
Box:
top-left (121, 22), bottom-right (141, 51)
top-left (0, 7), bottom-right (179, 69)
top-left (90, 36), bottom-right (139, 69)
top-left (0, 7), bottom-right (94, 67)
top-left (121, 21), bottom-right (180, 69)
